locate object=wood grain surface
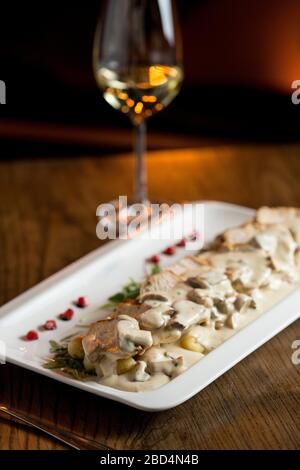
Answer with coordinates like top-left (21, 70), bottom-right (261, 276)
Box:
top-left (0, 145), bottom-right (300, 450)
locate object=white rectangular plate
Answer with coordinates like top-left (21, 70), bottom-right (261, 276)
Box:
top-left (1, 201), bottom-right (299, 411)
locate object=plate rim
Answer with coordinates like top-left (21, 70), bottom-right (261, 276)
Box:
top-left (3, 200), bottom-right (297, 411)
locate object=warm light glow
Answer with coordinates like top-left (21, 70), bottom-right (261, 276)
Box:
top-left (142, 95), bottom-right (157, 103)
top-left (135, 102), bottom-right (144, 114)
top-left (155, 103), bottom-right (164, 111)
top-left (149, 66), bottom-right (168, 86)
top-left (121, 105), bottom-right (129, 113)
top-left (117, 91), bottom-right (128, 100)
top-left (137, 65), bottom-right (170, 89)
top-left (126, 98), bottom-right (135, 108)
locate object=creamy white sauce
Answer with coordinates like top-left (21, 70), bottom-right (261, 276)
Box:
top-left (97, 280), bottom-right (297, 391)
top-left (139, 304), bottom-right (172, 330)
top-left (84, 213), bottom-right (300, 393)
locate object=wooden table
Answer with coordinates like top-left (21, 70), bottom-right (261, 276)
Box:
top-left (0, 145), bottom-right (300, 450)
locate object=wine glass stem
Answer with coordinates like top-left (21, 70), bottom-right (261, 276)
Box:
top-left (134, 120), bottom-right (148, 203)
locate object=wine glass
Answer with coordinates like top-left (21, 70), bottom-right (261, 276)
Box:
top-left (93, 0), bottom-right (183, 209)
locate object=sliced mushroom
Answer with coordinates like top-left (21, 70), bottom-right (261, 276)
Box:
top-left (129, 361), bottom-right (150, 382)
top-left (148, 356), bottom-right (185, 377)
top-left (187, 269), bottom-right (227, 289)
top-left (226, 313), bottom-right (240, 329)
top-left (214, 320), bottom-right (224, 330)
top-left (117, 315), bottom-right (153, 354)
top-left (210, 306), bottom-right (227, 321)
top-left (214, 298), bottom-right (235, 315)
top-left (188, 276), bottom-right (234, 298)
top-left (234, 294), bottom-right (253, 313)
top-left (187, 289), bottom-right (214, 308)
top-left (143, 347), bottom-right (179, 376)
top-left (169, 300), bottom-right (210, 329)
top-left (139, 304), bottom-right (174, 330)
top-left (139, 292), bottom-right (172, 306)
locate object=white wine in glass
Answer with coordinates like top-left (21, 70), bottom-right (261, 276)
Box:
top-left (93, 0), bottom-right (183, 205)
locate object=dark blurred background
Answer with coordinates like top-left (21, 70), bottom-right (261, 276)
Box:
top-left (1, 0), bottom-right (300, 156)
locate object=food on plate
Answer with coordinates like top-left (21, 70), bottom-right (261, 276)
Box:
top-left (44, 207), bottom-right (300, 392)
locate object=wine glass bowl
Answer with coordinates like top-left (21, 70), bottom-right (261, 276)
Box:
top-left (95, 64), bottom-right (183, 124)
top-left (93, 0), bottom-right (183, 204)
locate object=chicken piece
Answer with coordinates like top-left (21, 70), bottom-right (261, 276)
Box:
top-left (167, 256), bottom-right (211, 278)
top-left (113, 302), bottom-right (150, 320)
top-left (140, 271), bottom-right (181, 298)
top-left (82, 318), bottom-right (121, 362)
top-left (256, 207), bottom-right (299, 225)
top-left (221, 223), bottom-right (257, 246)
top-left (256, 207), bottom-right (300, 248)
top-left (264, 227), bottom-right (297, 277)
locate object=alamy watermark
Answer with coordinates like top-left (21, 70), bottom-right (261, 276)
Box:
top-left (0, 80), bottom-right (6, 104)
top-left (291, 339), bottom-right (300, 365)
top-left (96, 197), bottom-right (205, 250)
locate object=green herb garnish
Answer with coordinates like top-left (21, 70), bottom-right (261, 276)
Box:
top-left (44, 340), bottom-right (95, 380)
top-left (151, 264), bottom-right (162, 275)
top-left (102, 278), bottom-right (141, 309)
top-left (49, 340), bottom-right (67, 354)
top-left (59, 333), bottom-right (78, 343)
